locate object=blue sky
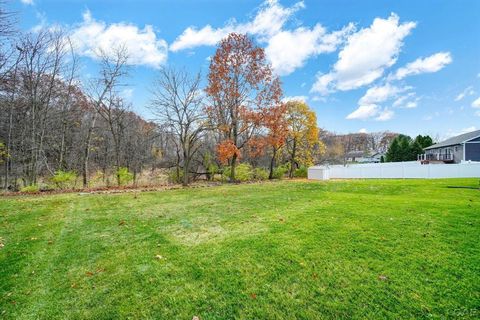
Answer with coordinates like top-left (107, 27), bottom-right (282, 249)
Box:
top-left (10, 0), bottom-right (480, 139)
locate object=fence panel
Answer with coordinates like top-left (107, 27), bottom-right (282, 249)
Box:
top-left (308, 162), bottom-right (480, 180)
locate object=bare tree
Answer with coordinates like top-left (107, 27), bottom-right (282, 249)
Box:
top-left (150, 68), bottom-right (207, 186)
top-left (83, 46), bottom-right (129, 187)
top-left (16, 30), bottom-right (70, 184)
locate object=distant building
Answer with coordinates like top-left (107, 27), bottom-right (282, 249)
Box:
top-left (418, 129), bottom-right (480, 164)
top-left (346, 151), bottom-right (385, 163)
top-left (370, 152), bottom-right (385, 163)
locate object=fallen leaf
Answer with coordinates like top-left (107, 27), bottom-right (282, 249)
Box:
top-left (250, 293), bottom-right (257, 299)
top-left (192, 316), bottom-right (200, 320)
top-left (155, 255), bottom-right (163, 260)
top-left (378, 275), bottom-right (388, 281)
top-left (85, 271), bottom-right (94, 277)
top-left (118, 220), bottom-right (126, 226)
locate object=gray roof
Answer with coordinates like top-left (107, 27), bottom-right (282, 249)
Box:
top-left (425, 129), bottom-right (480, 150)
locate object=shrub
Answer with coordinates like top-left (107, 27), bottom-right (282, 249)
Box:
top-left (294, 166), bottom-right (308, 178)
top-left (252, 167), bottom-right (269, 180)
top-left (116, 167), bottom-right (134, 186)
top-left (222, 163), bottom-right (253, 182)
top-left (271, 164), bottom-right (289, 179)
top-left (20, 185), bottom-right (39, 193)
top-left (168, 168), bottom-right (183, 184)
top-left (207, 163), bottom-right (219, 180)
top-left (51, 170), bottom-right (77, 189)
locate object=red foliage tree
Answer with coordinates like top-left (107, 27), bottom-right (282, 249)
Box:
top-left (262, 96), bottom-right (288, 179)
top-left (206, 33), bottom-right (281, 181)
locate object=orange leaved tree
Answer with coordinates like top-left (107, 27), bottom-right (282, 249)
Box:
top-left (205, 33), bottom-right (281, 181)
top-left (262, 83), bottom-right (288, 179)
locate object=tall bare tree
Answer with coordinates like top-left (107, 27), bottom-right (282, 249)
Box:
top-left (83, 46), bottom-right (129, 187)
top-left (150, 68), bottom-right (207, 186)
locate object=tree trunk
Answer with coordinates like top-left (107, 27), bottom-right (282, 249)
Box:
top-left (230, 153), bottom-right (237, 182)
top-left (289, 139), bottom-right (297, 178)
top-left (269, 147), bottom-right (277, 180)
top-left (182, 159), bottom-right (189, 186)
top-left (182, 146), bottom-right (189, 186)
top-left (83, 113), bottom-right (97, 188)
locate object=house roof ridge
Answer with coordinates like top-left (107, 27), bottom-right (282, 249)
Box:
top-left (424, 129), bottom-right (480, 150)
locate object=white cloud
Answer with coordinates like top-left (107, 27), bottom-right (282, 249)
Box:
top-left (392, 52), bottom-right (452, 80)
top-left (170, 24), bottom-right (234, 52)
top-left (392, 92), bottom-right (415, 107)
top-left (346, 104), bottom-right (379, 120)
top-left (265, 23), bottom-right (353, 75)
top-left (350, 84), bottom-right (410, 122)
top-left (282, 95), bottom-right (308, 103)
top-left (70, 10), bottom-right (168, 68)
top-left (358, 128), bottom-right (368, 133)
top-left (458, 126), bottom-right (477, 135)
top-left (346, 104), bottom-right (394, 121)
top-left (170, 0), bottom-right (351, 75)
top-left (455, 86), bottom-right (475, 101)
top-left (444, 126), bottom-right (477, 139)
top-left (404, 101), bottom-right (418, 108)
top-left (171, 0), bottom-right (304, 51)
top-left (312, 13), bottom-right (416, 94)
top-left (375, 109), bottom-right (394, 121)
top-left (31, 11), bottom-right (47, 32)
top-left (311, 96), bottom-right (327, 102)
top-left (120, 88), bottom-right (134, 100)
top-left (359, 83), bottom-right (404, 105)
top-left (21, 0), bottom-right (34, 5)
top-left (471, 97), bottom-right (480, 108)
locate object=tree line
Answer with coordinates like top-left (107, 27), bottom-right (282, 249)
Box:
top-left (385, 134), bottom-right (434, 162)
top-left (0, 4), bottom-right (435, 192)
top-left (0, 7), bottom-right (324, 191)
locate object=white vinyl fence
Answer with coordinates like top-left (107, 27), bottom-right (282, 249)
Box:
top-left (308, 161), bottom-right (480, 180)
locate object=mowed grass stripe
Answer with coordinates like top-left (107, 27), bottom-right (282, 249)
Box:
top-left (1, 179), bottom-right (479, 319)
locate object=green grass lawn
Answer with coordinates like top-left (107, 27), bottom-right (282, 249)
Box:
top-left (1, 179), bottom-right (479, 319)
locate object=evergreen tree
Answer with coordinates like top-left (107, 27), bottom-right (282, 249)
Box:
top-left (386, 138), bottom-right (400, 162)
top-left (386, 134), bottom-right (423, 162)
top-left (414, 135), bottom-right (434, 149)
top-left (410, 140), bottom-right (424, 161)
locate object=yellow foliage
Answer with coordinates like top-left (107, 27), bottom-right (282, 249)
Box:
top-left (285, 100), bottom-right (323, 167)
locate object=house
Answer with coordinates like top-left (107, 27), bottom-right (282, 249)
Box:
top-left (370, 152), bottom-right (385, 163)
top-left (345, 151), bottom-right (370, 163)
top-left (345, 151), bottom-right (385, 163)
top-left (418, 129), bottom-right (480, 164)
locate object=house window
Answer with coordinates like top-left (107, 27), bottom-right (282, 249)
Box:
top-left (455, 146), bottom-right (458, 152)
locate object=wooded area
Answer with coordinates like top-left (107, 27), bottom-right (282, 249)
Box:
top-left (0, 5), bottom-right (406, 191)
